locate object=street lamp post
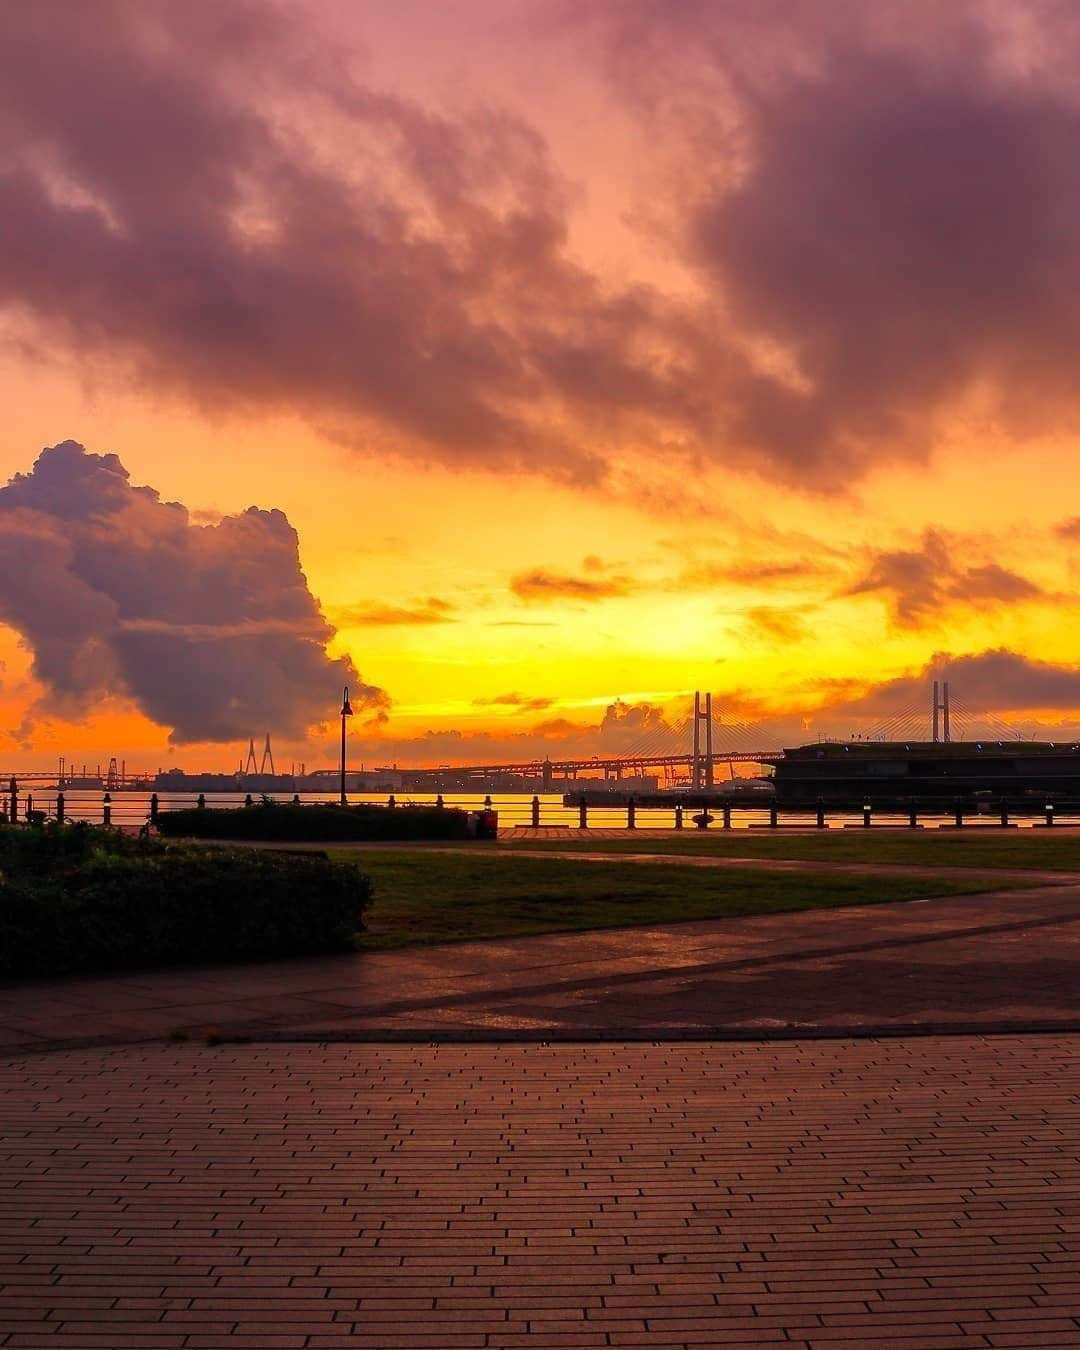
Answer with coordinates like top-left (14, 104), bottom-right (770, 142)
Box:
top-left (339, 685), bottom-right (353, 806)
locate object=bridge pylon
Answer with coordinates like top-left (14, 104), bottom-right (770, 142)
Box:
top-left (691, 691), bottom-right (714, 789)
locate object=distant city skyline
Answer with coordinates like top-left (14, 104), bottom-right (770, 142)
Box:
top-left (1, 1), bottom-right (1079, 769)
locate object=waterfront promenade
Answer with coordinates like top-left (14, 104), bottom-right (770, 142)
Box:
top-left (2, 848), bottom-right (1079, 1347)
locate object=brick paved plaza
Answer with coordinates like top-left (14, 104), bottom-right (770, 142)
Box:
top-left (2, 1036), bottom-right (1080, 1348)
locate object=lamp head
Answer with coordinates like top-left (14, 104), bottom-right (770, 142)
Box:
top-left (342, 686), bottom-right (353, 717)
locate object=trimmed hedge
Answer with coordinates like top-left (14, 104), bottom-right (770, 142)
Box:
top-left (0, 823), bottom-right (372, 978)
top-left (156, 800), bottom-right (473, 842)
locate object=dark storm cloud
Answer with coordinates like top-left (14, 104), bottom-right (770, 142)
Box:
top-left (579, 0), bottom-right (1080, 482)
top-left (7, 2), bottom-right (1080, 490)
top-left (844, 529), bottom-right (1045, 627)
top-left (0, 0), bottom-right (693, 487)
top-left (835, 650), bottom-right (1080, 718)
top-left (0, 441), bottom-right (385, 741)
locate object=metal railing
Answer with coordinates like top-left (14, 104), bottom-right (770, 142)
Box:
top-left (1, 787), bottom-right (1076, 832)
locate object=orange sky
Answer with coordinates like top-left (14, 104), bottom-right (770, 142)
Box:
top-left (1, 1), bottom-right (1078, 771)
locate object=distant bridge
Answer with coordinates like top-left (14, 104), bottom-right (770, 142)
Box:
top-left (2, 682), bottom-right (1029, 790)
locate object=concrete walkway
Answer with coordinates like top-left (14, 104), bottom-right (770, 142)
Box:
top-left (3, 879), bottom-right (1080, 1053)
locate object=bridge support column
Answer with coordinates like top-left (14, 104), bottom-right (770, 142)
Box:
top-left (705, 693), bottom-right (714, 788)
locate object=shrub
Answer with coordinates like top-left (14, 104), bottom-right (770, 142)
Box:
top-left (0, 824), bottom-right (373, 978)
top-left (156, 800), bottom-right (473, 842)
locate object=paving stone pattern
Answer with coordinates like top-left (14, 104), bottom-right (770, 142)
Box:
top-left (2, 1037), bottom-right (1080, 1348)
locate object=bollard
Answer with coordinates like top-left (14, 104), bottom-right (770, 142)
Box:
top-left (149, 792), bottom-right (158, 825)
top-left (435, 794), bottom-right (444, 810)
top-left (578, 798), bottom-right (588, 829)
top-left (722, 802), bottom-right (732, 830)
top-left (103, 792), bottom-right (111, 828)
top-left (293, 793), bottom-right (300, 805)
top-left (863, 801), bottom-right (872, 829)
top-left (627, 797), bottom-right (636, 829)
top-left (244, 793), bottom-right (253, 808)
top-left (674, 803), bottom-right (683, 830)
top-left (909, 803), bottom-right (918, 830)
top-left (56, 791), bottom-right (65, 825)
top-left (954, 800), bottom-right (964, 829)
top-left (197, 792), bottom-right (206, 810)
top-left (999, 799), bottom-right (1009, 828)
top-left (388, 794), bottom-right (396, 809)
top-left (484, 794), bottom-right (493, 810)
top-left (531, 795), bottom-right (540, 828)
top-left (1046, 802), bottom-right (1055, 828)
top-left (769, 803), bottom-right (778, 829)
top-left (816, 797), bottom-right (826, 830)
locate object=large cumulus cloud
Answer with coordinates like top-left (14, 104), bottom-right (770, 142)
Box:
top-left (0, 441), bottom-right (385, 741)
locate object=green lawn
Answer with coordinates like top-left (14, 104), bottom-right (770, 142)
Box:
top-left (495, 829), bottom-right (1080, 870)
top-left (339, 850), bottom-right (1003, 950)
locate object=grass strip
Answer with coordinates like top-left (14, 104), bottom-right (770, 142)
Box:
top-left (496, 831), bottom-right (1080, 870)
top-left (339, 850), bottom-right (1002, 950)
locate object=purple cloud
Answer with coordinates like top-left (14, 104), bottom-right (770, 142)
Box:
top-left (0, 441), bottom-right (385, 741)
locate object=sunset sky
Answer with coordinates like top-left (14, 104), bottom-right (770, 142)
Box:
top-left (1, 0), bottom-right (1079, 771)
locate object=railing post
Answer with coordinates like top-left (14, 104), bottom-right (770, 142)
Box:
top-left (25, 793), bottom-right (33, 823)
top-left (197, 792), bottom-right (206, 810)
top-left (909, 803), bottom-right (918, 830)
top-left (102, 792), bottom-right (111, 828)
top-left (149, 792), bottom-right (158, 825)
top-left (531, 794), bottom-right (540, 828)
top-left (954, 798), bottom-right (963, 829)
top-left (293, 793), bottom-right (300, 805)
top-left (435, 793), bottom-right (444, 810)
top-left (627, 797), bottom-right (636, 830)
top-left (1045, 802), bottom-right (1055, 828)
top-left (816, 796), bottom-right (826, 830)
top-left (769, 803), bottom-right (778, 829)
top-left (56, 791), bottom-right (65, 825)
top-left (674, 803), bottom-right (683, 830)
top-left (999, 799), bottom-right (1009, 828)
top-left (722, 802), bottom-right (732, 830)
top-left (484, 794), bottom-right (493, 811)
top-left (388, 794), bottom-right (396, 810)
top-left (244, 793), bottom-right (253, 808)
top-left (578, 798), bottom-right (588, 829)
top-left (863, 801), bottom-right (872, 829)
top-left (9, 777), bottom-right (17, 827)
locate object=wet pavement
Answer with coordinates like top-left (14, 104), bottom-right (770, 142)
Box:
top-left (3, 876), bottom-right (1079, 1052)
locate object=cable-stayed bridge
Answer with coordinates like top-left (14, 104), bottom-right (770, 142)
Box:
top-left (3, 682), bottom-right (1046, 788)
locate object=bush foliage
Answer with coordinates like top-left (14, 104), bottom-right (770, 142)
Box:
top-left (155, 800), bottom-right (474, 841)
top-left (0, 823), bottom-right (373, 978)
